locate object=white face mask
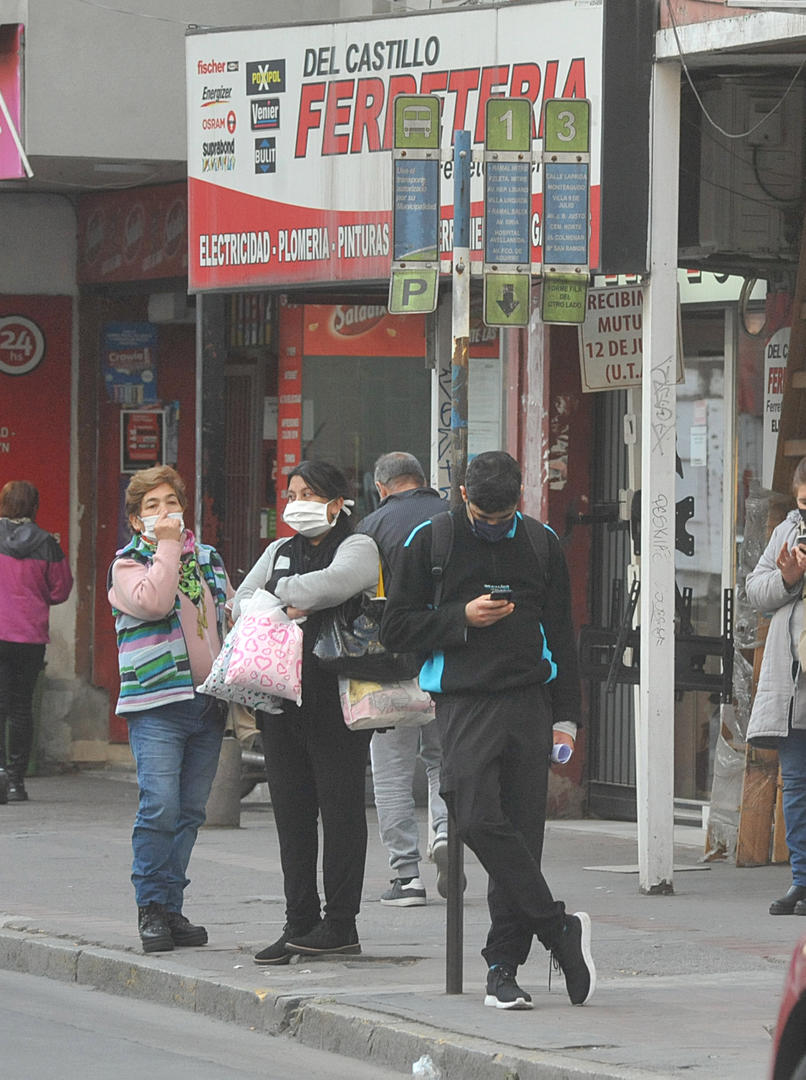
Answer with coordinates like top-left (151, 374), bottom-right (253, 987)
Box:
top-left (139, 511), bottom-right (184, 540)
top-left (282, 499), bottom-right (336, 538)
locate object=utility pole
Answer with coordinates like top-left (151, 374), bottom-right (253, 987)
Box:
top-left (445, 129), bottom-right (470, 995)
top-left (449, 129), bottom-right (471, 509)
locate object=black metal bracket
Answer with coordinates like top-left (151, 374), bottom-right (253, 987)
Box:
top-left (579, 585), bottom-right (734, 702)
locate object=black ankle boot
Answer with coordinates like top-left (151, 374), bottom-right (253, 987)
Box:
top-left (138, 902), bottom-right (174, 953)
top-left (770, 885), bottom-right (806, 915)
top-left (0, 769), bottom-right (8, 805)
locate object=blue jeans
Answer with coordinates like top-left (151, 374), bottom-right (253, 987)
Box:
top-left (779, 727), bottom-right (806, 886)
top-left (126, 694), bottom-right (224, 910)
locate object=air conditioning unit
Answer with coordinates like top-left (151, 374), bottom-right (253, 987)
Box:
top-left (680, 76), bottom-right (805, 271)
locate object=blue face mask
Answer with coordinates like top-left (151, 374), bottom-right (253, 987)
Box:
top-left (471, 515), bottom-right (515, 543)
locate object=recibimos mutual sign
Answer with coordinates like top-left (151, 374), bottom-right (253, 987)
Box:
top-left (185, 1), bottom-right (604, 291)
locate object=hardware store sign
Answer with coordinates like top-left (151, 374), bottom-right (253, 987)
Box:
top-left (185, 1), bottom-right (603, 291)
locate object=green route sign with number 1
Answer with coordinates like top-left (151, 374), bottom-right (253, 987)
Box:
top-left (485, 97), bottom-right (532, 153)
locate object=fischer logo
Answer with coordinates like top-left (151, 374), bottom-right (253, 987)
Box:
top-left (251, 98), bottom-right (280, 130)
top-left (246, 60), bottom-right (286, 95)
top-left (227, 61), bottom-right (239, 72)
top-left (201, 85), bottom-right (232, 107)
top-left (197, 59), bottom-right (225, 75)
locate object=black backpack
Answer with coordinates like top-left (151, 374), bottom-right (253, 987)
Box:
top-left (429, 510), bottom-right (552, 609)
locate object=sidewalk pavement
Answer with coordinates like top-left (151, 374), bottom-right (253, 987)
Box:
top-left (0, 770), bottom-right (799, 1080)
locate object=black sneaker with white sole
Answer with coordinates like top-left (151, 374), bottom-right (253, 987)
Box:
top-left (380, 876), bottom-right (427, 906)
top-left (549, 911), bottom-right (596, 1005)
top-left (484, 964), bottom-right (533, 1010)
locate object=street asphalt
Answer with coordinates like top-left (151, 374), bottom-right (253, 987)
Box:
top-left (0, 769), bottom-right (799, 1080)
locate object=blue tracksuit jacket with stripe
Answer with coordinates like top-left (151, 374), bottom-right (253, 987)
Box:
top-left (379, 507), bottom-right (582, 728)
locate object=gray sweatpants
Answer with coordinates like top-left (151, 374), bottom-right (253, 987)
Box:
top-left (370, 720), bottom-right (448, 880)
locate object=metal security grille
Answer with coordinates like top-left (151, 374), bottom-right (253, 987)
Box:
top-left (587, 389), bottom-right (637, 820)
top-left (222, 365), bottom-right (261, 585)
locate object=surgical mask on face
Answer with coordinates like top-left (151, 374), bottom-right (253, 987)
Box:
top-left (139, 511), bottom-right (184, 539)
top-left (283, 498), bottom-right (336, 538)
top-left (471, 515), bottom-right (515, 543)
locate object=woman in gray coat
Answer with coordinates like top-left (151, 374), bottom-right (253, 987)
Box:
top-left (746, 456), bottom-right (806, 915)
top-left (233, 461), bottom-right (379, 963)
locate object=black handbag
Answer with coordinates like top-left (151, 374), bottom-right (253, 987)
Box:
top-left (312, 562), bottom-right (421, 682)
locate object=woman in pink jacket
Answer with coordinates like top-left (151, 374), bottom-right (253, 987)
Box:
top-left (0, 481), bottom-right (73, 803)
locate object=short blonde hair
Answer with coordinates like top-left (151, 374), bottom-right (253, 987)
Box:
top-left (124, 466), bottom-right (187, 520)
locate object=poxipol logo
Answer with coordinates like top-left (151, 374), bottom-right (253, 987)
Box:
top-left (201, 85), bottom-right (232, 107)
top-left (254, 138), bottom-right (276, 174)
top-left (246, 60), bottom-right (285, 96)
top-left (251, 98), bottom-right (280, 130)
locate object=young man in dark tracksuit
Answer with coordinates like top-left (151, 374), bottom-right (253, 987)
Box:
top-left (381, 450), bottom-right (595, 1010)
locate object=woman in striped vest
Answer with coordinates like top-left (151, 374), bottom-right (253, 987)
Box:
top-left (108, 466), bottom-right (232, 954)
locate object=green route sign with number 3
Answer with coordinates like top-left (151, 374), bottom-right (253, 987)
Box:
top-left (543, 99), bottom-right (590, 155)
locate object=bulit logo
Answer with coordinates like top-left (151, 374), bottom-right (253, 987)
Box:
top-left (254, 137), bottom-right (276, 174)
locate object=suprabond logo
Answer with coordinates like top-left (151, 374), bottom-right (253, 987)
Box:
top-left (246, 60), bottom-right (286, 96)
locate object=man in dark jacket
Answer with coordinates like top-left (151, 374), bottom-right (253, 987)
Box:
top-left (381, 451), bottom-right (595, 1010)
top-left (358, 452), bottom-right (451, 906)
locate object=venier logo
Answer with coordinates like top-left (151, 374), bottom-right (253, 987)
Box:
top-left (250, 98), bottom-right (280, 130)
top-left (246, 60), bottom-right (286, 96)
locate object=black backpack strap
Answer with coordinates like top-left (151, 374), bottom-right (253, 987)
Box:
top-left (429, 511), bottom-right (455, 610)
top-left (520, 515), bottom-right (552, 604)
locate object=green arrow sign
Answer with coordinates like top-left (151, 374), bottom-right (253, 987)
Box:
top-left (483, 273), bottom-right (530, 327)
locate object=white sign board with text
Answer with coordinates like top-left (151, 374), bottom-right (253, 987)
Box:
top-left (185, 1), bottom-right (604, 290)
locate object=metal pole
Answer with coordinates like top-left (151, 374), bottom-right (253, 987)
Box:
top-left (446, 129), bottom-right (470, 996)
top-left (450, 130), bottom-right (471, 508)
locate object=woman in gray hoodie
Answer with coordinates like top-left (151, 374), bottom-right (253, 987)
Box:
top-left (747, 456), bottom-right (806, 915)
